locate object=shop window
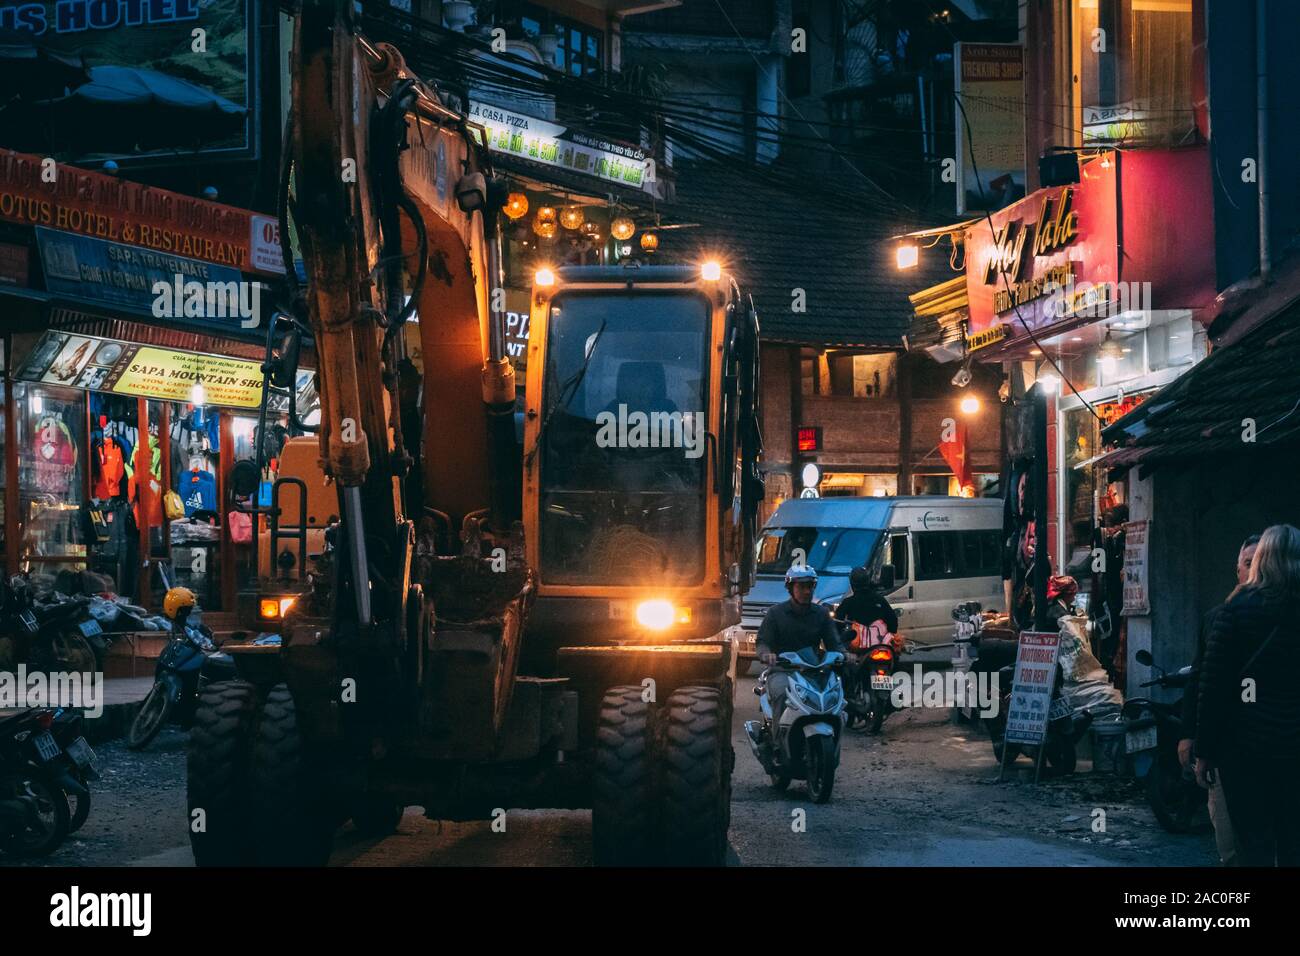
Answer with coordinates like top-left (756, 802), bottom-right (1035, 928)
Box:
top-left (16, 383), bottom-right (87, 565)
top-left (828, 353), bottom-right (896, 397)
top-left (1063, 405), bottom-right (1099, 570)
top-left (1074, 0), bottom-right (1195, 146)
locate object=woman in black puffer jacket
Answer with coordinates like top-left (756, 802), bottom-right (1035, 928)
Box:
top-left (1196, 524), bottom-right (1300, 866)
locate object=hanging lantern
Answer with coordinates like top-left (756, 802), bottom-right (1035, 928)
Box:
top-left (610, 216), bottom-right (635, 241)
top-left (640, 231), bottom-right (659, 252)
top-left (533, 218), bottom-right (558, 239)
top-left (535, 205), bottom-right (557, 223)
top-left (559, 206), bottom-right (585, 230)
top-left (503, 192), bottom-right (529, 220)
top-left (581, 220), bottom-right (600, 237)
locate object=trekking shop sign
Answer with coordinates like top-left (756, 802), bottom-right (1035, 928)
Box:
top-left (1003, 630), bottom-right (1062, 745)
top-left (0, 149), bottom-right (282, 276)
top-left (17, 330), bottom-right (268, 409)
top-left (469, 101), bottom-right (653, 192)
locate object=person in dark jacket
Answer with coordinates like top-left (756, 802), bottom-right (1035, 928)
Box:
top-left (1195, 524), bottom-right (1300, 866)
top-left (1179, 534), bottom-right (1258, 866)
top-left (834, 566), bottom-right (899, 636)
top-left (756, 565), bottom-right (845, 723)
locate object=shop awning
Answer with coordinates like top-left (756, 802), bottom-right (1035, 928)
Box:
top-left (1097, 298), bottom-right (1300, 476)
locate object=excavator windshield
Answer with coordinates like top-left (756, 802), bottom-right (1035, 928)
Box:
top-left (536, 291), bottom-right (710, 586)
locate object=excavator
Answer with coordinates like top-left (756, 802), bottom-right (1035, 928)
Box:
top-left (186, 0), bottom-right (762, 867)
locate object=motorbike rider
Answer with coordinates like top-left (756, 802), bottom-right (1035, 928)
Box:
top-left (756, 565), bottom-right (845, 723)
top-left (834, 566), bottom-right (900, 698)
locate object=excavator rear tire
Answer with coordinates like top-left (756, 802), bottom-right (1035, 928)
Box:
top-left (187, 680), bottom-right (260, 867)
top-left (592, 685), bottom-right (655, 866)
top-left (660, 685), bottom-right (731, 867)
top-left (249, 684), bottom-right (335, 866)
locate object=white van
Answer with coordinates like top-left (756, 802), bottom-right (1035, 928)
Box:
top-left (740, 496), bottom-right (1005, 659)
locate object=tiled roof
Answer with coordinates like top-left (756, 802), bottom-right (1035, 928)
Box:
top-left (1100, 299), bottom-right (1300, 473)
top-left (655, 160), bottom-right (956, 348)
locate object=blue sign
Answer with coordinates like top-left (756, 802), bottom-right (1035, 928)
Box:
top-left (36, 226), bottom-right (254, 333)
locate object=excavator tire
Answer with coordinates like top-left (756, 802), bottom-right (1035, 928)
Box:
top-left (249, 684), bottom-right (334, 866)
top-left (187, 680), bottom-right (260, 867)
top-left (592, 685), bottom-right (655, 866)
top-left (660, 685), bottom-right (731, 867)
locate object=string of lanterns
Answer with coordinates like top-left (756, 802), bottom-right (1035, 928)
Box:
top-left (502, 189), bottom-right (658, 253)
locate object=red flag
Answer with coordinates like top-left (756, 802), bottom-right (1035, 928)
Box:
top-left (939, 419), bottom-right (973, 493)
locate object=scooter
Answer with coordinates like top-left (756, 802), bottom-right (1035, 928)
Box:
top-left (126, 610), bottom-right (236, 751)
top-left (744, 649), bottom-right (846, 803)
top-left (1122, 648), bottom-right (1209, 833)
top-left (0, 577), bottom-right (102, 673)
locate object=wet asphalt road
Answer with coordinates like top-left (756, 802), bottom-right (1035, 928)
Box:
top-left (3, 672), bottom-right (1217, 867)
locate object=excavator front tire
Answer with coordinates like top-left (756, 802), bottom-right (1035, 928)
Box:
top-left (187, 680), bottom-right (260, 867)
top-left (592, 685), bottom-right (655, 866)
top-left (660, 685), bottom-right (731, 866)
top-left (249, 684), bottom-right (335, 866)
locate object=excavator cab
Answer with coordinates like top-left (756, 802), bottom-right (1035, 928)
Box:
top-left (522, 263), bottom-right (763, 662)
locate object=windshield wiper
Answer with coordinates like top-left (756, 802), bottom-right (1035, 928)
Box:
top-left (525, 319), bottom-right (607, 469)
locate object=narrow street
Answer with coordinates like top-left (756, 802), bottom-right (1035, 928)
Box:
top-left (8, 669), bottom-right (1214, 868)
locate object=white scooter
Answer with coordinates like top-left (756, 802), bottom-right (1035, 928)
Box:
top-left (744, 649), bottom-right (846, 803)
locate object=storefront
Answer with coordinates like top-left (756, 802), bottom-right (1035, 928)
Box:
top-left (0, 149), bottom-right (306, 617)
top-left (905, 148), bottom-right (1216, 667)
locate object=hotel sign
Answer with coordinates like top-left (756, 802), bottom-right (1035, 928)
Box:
top-left (964, 160), bottom-right (1119, 336)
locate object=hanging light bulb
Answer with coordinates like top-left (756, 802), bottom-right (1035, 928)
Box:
top-left (535, 205), bottom-right (557, 223)
top-left (533, 218), bottom-right (557, 239)
top-left (191, 378), bottom-right (207, 406)
top-left (1098, 327), bottom-right (1123, 368)
top-left (640, 231), bottom-right (659, 252)
top-left (503, 192), bottom-right (529, 220)
top-left (580, 220), bottom-right (600, 237)
top-left (559, 206), bottom-right (584, 230)
top-left (611, 216), bottom-right (635, 241)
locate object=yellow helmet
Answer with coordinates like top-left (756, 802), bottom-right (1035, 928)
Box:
top-left (164, 586), bottom-right (197, 621)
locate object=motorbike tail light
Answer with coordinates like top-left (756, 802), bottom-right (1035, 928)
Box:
top-left (868, 648), bottom-right (892, 662)
top-left (36, 712), bottom-right (54, 730)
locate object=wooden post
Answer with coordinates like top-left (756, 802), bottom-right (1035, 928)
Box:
top-left (3, 356), bottom-right (19, 576)
top-left (219, 410), bottom-right (236, 613)
top-left (135, 398), bottom-right (151, 607)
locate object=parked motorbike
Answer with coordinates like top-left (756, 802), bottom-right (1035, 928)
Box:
top-left (127, 608), bottom-right (236, 751)
top-left (1122, 648), bottom-right (1209, 833)
top-left (842, 619), bottom-right (900, 733)
top-left (0, 577), bottom-right (102, 673)
top-left (975, 636), bottom-right (1093, 775)
top-left (0, 709), bottom-right (76, 857)
top-left (744, 649), bottom-right (846, 803)
top-left (38, 709), bottom-right (100, 833)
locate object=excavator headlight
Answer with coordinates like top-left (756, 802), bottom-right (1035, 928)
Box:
top-left (701, 260), bottom-right (722, 281)
top-left (259, 597), bottom-right (296, 620)
top-left (635, 599), bottom-right (675, 631)
top-left (534, 267), bottom-right (556, 288)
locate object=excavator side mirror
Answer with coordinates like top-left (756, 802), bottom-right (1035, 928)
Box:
top-left (270, 319), bottom-right (301, 390)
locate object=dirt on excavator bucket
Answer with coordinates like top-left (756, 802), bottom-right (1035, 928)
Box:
top-left (417, 556), bottom-right (535, 761)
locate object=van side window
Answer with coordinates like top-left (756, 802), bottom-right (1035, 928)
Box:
top-left (961, 529), bottom-right (1002, 576)
top-left (889, 533), bottom-right (909, 582)
top-left (915, 531), bottom-right (960, 580)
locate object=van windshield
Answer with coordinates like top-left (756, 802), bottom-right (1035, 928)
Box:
top-left (755, 527), bottom-right (882, 576)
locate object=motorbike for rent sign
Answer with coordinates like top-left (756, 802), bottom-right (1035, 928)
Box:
top-left (1004, 631), bottom-right (1062, 745)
